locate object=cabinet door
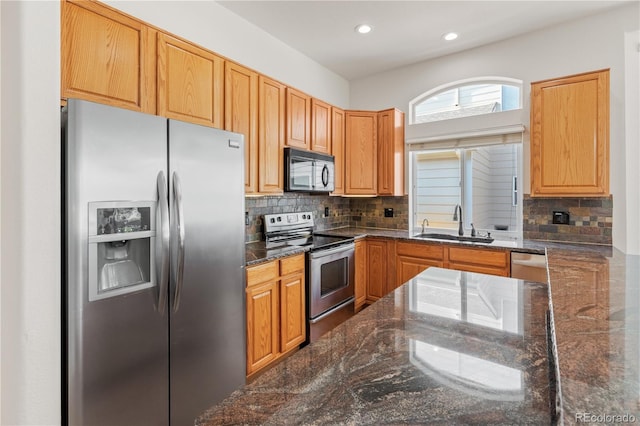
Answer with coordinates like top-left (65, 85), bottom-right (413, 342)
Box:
top-left (286, 88), bottom-right (311, 149)
top-left (345, 111), bottom-right (378, 195)
top-left (366, 239), bottom-right (387, 302)
top-left (377, 108), bottom-right (405, 196)
top-left (258, 76), bottom-right (286, 194)
top-left (354, 239), bottom-right (367, 311)
top-left (157, 32), bottom-right (224, 128)
top-left (311, 99), bottom-right (332, 153)
top-left (61, 0), bottom-right (155, 113)
top-left (396, 256), bottom-right (442, 285)
top-left (225, 62), bottom-right (258, 193)
top-left (331, 107), bottom-right (346, 195)
top-left (246, 281), bottom-right (279, 375)
top-left (280, 272), bottom-right (306, 353)
top-left (447, 247), bottom-right (510, 277)
top-left (530, 69), bottom-right (609, 196)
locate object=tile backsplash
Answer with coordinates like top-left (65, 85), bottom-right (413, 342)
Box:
top-left (246, 193), bottom-right (613, 246)
top-left (245, 194), bottom-right (407, 242)
top-left (523, 195), bottom-right (612, 245)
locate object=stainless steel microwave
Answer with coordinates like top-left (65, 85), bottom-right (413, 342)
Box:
top-left (284, 147), bottom-right (335, 193)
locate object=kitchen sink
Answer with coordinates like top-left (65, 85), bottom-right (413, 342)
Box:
top-left (413, 233), bottom-right (494, 244)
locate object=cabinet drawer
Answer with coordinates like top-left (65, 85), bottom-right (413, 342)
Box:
top-left (280, 253), bottom-right (305, 276)
top-left (246, 260), bottom-right (278, 287)
top-left (396, 241), bottom-right (444, 260)
top-left (448, 247), bottom-right (508, 268)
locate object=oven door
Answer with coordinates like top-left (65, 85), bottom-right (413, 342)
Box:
top-left (308, 243), bottom-right (355, 319)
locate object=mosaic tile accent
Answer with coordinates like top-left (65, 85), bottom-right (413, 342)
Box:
top-left (245, 194), bottom-right (408, 243)
top-left (348, 196), bottom-right (409, 230)
top-left (523, 195), bottom-right (612, 246)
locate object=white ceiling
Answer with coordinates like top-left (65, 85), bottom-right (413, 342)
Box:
top-left (216, 0), bottom-right (632, 81)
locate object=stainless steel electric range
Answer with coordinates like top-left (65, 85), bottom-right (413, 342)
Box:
top-left (264, 212), bottom-right (355, 343)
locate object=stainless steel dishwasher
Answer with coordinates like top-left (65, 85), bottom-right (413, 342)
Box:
top-left (511, 252), bottom-right (548, 283)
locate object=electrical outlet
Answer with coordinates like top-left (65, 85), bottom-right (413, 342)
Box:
top-left (384, 208), bottom-right (394, 218)
top-left (324, 207), bottom-right (329, 217)
top-left (552, 211), bottom-right (570, 225)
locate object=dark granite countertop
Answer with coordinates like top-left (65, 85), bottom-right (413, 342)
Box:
top-left (197, 267), bottom-right (552, 425)
top-left (546, 247), bottom-right (639, 425)
top-left (245, 241), bottom-right (308, 266)
top-left (241, 228), bottom-right (637, 425)
top-left (246, 226), bottom-right (553, 266)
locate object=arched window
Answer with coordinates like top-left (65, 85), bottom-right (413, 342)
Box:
top-left (409, 77), bottom-right (522, 125)
top-left (407, 77), bottom-right (524, 240)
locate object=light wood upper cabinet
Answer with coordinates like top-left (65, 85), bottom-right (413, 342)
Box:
top-left (225, 62), bottom-right (258, 194)
top-left (61, 0), bottom-right (156, 113)
top-left (258, 76), bottom-right (286, 194)
top-left (286, 88), bottom-right (311, 150)
top-left (157, 32), bottom-right (224, 128)
top-left (530, 69), bottom-right (610, 197)
top-left (345, 111), bottom-right (378, 195)
top-left (331, 107), bottom-right (346, 195)
top-left (377, 108), bottom-right (405, 196)
top-left (311, 99), bottom-right (332, 154)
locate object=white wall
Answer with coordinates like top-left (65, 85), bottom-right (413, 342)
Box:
top-left (350, 3), bottom-right (640, 253)
top-left (625, 30), bottom-right (640, 255)
top-left (0, 1), bottom-right (349, 423)
top-left (104, 0), bottom-right (350, 109)
top-left (1, 1), bottom-right (61, 424)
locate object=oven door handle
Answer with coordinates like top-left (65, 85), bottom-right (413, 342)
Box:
top-left (309, 242), bottom-right (354, 259)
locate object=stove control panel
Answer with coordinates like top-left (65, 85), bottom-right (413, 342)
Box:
top-left (264, 211), bottom-right (314, 233)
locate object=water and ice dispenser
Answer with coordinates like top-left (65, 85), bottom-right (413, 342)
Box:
top-left (88, 201), bottom-right (156, 301)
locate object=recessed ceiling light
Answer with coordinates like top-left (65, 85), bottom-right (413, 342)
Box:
top-left (355, 24), bottom-right (373, 34)
top-left (443, 32), bottom-right (458, 41)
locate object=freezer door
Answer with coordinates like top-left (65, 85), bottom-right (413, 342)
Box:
top-left (168, 120), bottom-right (246, 424)
top-left (65, 99), bottom-right (169, 426)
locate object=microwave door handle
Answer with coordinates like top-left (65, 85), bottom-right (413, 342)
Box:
top-left (155, 171), bottom-right (170, 315)
top-left (312, 160), bottom-right (316, 189)
top-left (172, 172), bottom-right (186, 313)
top-left (322, 164), bottom-right (329, 187)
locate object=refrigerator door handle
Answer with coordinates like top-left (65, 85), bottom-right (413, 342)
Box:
top-left (172, 172), bottom-right (186, 313)
top-left (156, 171), bottom-right (170, 314)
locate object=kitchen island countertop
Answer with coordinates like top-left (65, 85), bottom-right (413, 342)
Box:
top-left (197, 267), bottom-right (553, 425)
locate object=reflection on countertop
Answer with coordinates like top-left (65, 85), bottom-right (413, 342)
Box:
top-left (546, 247), bottom-right (640, 425)
top-left (197, 268), bottom-right (551, 425)
top-left (242, 226), bottom-right (635, 425)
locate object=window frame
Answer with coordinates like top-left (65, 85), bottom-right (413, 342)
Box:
top-left (409, 77), bottom-right (523, 125)
top-left (409, 143), bottom-right (523, 242)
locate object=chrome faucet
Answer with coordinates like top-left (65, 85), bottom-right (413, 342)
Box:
top-left (453, 204), bottom-right (464, 236)
top-left (421, 218), bottom-right (429, 234)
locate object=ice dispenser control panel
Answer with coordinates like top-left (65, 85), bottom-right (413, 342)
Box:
top-left (88, 201), bottom-right (156, 302)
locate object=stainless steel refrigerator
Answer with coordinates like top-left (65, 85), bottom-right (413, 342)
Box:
top-left (63, 99), bottom-right (246, 425)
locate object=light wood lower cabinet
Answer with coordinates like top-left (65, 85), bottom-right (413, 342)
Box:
top-left (395, 241), bottom-right (445, 285)
top-left (246, 254), bottom-right (305, 376)
top-left (354, 239), bottom-right (367, 311)
top-left (446, 246), bottom-right (510, 277)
